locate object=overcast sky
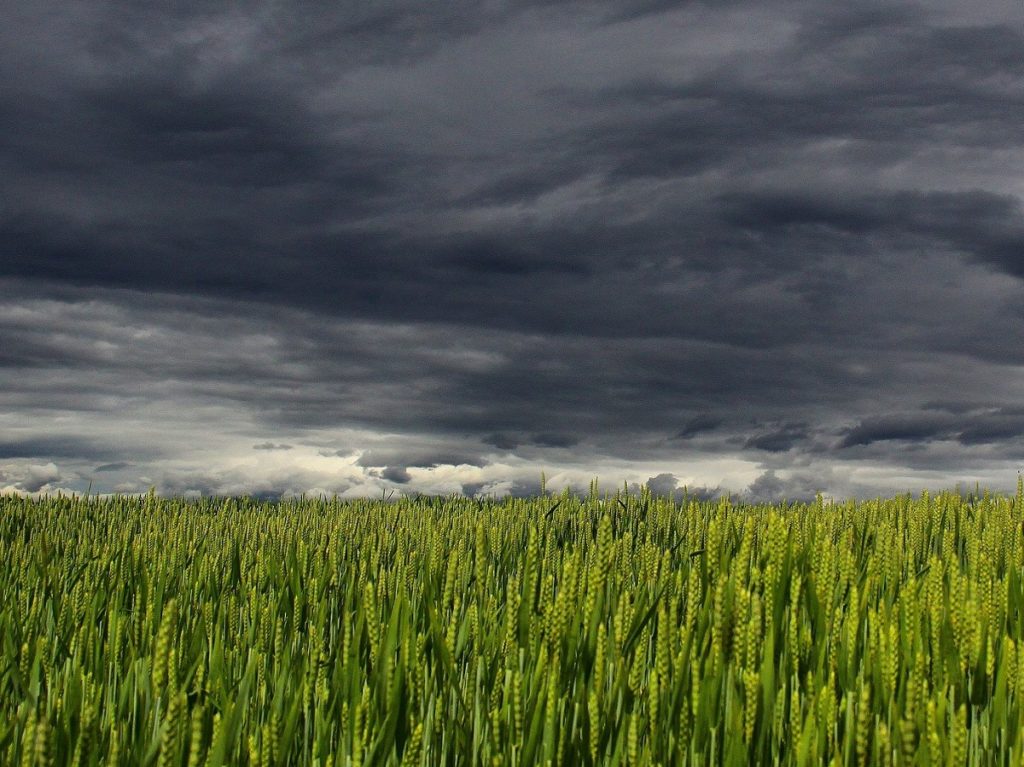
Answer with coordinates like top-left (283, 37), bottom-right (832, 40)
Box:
top-left (3, 0), bottom-right (1024, 500)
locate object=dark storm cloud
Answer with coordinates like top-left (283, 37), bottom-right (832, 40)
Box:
top-left (3, 0), bottom-right (1024, 497)
top-left (838, 408), bottom-right (1024, 449)
top-left (578, 18), bottom-right (1024, 180)
top-left (957, 416), bottom-right (1024, 446)
top-left (483, 434), bottom-right (520, 451)
top-left (720, 189), bottom-right (1024, 280)
top-left (838, 415), bottom-right (951, 448)
top-left (922, 401), bottom-right (989, 415)
top-left (479, 432), bottom-right (580, 450)
top-left (0, 437), bottom-right (128, 462)
top-left (744, 423), bottom-right (808, 453)
top-left (529, 433), bottom-right (579, 448)
top-left (4, 0), bottom-right (1024, 343)
top-left (675, 415), bottom-right (723, 439)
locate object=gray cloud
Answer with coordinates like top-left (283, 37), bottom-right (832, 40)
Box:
top-left (746, 470), bottom-right (824, 503)
top-left (356, 449), bottom-right (488, 470)
top-left (94, 462), bottom-right (131, 472)
top-left (644, 472), bottom-right (682, 500)
top-left (379, 466), bottom-right (412, 484)
top-left (630, 473), bottom-right (724, 503)
top-left (460, 481), bottom-right (490, 498)
top-left (509, 478), bottom-right (547, 498)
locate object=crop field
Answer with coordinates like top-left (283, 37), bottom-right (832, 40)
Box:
top-left (2, 485), bottom-right (1024, 766)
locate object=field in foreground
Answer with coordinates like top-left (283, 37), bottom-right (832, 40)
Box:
top-left (2, 487), bottom-right (1024, 766)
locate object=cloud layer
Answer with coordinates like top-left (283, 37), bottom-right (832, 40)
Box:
top-left (3, 0), bottom-right (1024, 499)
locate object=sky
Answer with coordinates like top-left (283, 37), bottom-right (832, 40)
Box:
top-left (3, 0), bottom-right (1024, 500)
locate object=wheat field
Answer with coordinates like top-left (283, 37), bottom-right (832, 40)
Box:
top-left (2, 482), bottom-right (1023, 765)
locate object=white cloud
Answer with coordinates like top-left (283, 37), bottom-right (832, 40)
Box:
top-left (0, 461), bottom-right (65, 494)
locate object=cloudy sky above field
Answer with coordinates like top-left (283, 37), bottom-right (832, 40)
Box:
top-left (3, 0), bottom-right (1024, 499)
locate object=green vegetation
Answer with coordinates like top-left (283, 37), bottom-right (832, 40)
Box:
top-left (2, 482), bottom-right (1024, 765)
